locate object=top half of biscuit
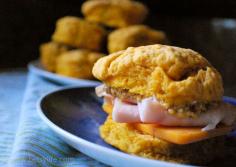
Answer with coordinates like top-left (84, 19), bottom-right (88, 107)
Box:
top-left (92, 44), bottom-right (223, 107)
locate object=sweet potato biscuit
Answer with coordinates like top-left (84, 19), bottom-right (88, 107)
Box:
top-left (81, 0), bottom-right (148, 28)
top-left (40, 42), bottom-right (71, 72)
top-left (52, 16), bottom-right (107, 51)
top-left (56, 49), bottom-right (105, 79)
top-left (92, 44), bottom-right (223, 107)
top-left (108, 25), bottom-right (168, 53)
top-left (100, 116), bottom-right (224, 165)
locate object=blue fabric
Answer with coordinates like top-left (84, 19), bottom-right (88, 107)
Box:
top-left (0, 71), bottom-right (106, 167)
top-left (0, 71), bottom-right (26, 166)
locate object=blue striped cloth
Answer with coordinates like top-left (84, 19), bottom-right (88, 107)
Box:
top-left (0, 71), bottom-right (106, 167)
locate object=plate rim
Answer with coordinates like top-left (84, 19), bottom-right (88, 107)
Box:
top-left (28, 60), bottom-right (101, 86)
top-left (37, 86), bottom-right (236, 167)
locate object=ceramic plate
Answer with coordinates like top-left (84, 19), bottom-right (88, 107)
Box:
top-left (28, 60), bottom-right (100, 86)
top-left (37, 87), bottom-right (236, 167)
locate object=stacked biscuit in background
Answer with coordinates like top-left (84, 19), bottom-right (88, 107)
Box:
top-left (40, 0), bottom-right (168, 79)
top-left (40, 17), bottom-right (106, 79)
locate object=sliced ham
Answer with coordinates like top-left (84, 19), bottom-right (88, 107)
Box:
top-left (111, 96), bottom-right (236, 131)
top-left (95, 85), bottom-right (236, 131)
top-left (112, 98), bottom-right (141, 123)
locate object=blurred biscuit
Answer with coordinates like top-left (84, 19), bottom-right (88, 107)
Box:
top-left (108, 25), bottom-right (168, 53)
top-left (52, 16), bottom-right (107, 51)
top-left (56, 49), bottom-right (105, 79)
top-left (40, 42), bottom-right (70, 72)
top-left (82, 0), bottom-right (148, 28)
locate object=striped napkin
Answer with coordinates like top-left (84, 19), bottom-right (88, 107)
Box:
top-left (0, 71), bottom-right (26, 166)
top-left (0, 71), bottom-right (106, 167)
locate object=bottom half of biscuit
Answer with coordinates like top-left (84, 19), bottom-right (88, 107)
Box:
top-left (100, 115), bottom-right (225, 165)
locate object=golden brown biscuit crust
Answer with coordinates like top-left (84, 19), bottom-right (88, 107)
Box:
top-left (92, 45), bottom-right (223, 107)
top-left (40, 42), bottom-right (70, 72)
top-left (82, 0), bottom-right (148, 28)
top-left (100, 116), bottom-right (224, 165)
top-left (108, 25), bottom-right (168, 53)
top-left (56, 49), bottom-right (105, 79)
top-left (52, 16), bottom-right (106, 51)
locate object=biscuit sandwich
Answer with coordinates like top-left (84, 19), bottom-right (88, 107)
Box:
top-left (92, 44), bottom-right (236, 165)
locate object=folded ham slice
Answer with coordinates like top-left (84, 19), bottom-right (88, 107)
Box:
top-left (113, 98), bottom-right (141, 123)
top-left (112, 97), bottom-right (236, 131)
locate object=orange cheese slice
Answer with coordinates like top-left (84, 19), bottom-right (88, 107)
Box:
top-left (133, 124), bottom-right (233, 145)
top-left (102, 102), bottom-right (113, 114)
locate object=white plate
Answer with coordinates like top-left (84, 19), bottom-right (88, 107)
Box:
top-left (28, 60), bottom-right (100, 86)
